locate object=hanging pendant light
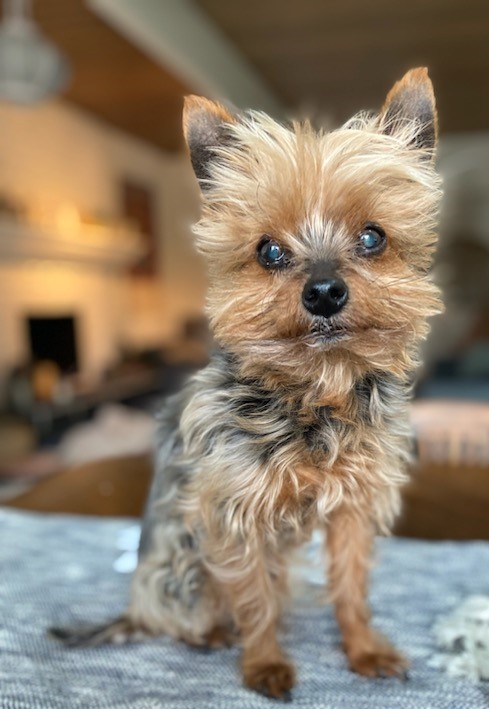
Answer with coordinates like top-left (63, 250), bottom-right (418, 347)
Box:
top-left (0, 0), bottom-right (70, 104)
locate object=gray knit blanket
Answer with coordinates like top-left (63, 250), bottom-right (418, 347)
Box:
top-left (2, 507), bottom-right (489, 708)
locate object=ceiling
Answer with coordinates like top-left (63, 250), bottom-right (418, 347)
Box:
top-left (196, 0), bottom-right (489, 133)
top-left (33, 0), bottom-right (190, 152)
top-left (28, 0), bottom-right (489, 152)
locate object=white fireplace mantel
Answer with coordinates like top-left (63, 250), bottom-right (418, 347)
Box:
top-left (0, 216), bottom-right (146, 270)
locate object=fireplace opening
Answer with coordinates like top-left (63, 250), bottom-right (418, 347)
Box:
top-left (26, 315), bottom-right (79, 374)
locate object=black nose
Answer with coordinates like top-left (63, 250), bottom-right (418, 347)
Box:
top-left (302, 277), bottom-right (349, 318)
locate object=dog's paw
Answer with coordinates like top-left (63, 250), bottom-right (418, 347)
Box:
top-left (243, 660), bottom-right (296, 701)
top-left (348, 644), bottom-right (409, 679)
top-left (188, 625), bottom-right (238, 652)
top-left (203, 624), bottom-right (237, 649)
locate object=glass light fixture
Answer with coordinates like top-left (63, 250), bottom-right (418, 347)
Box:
top-left (0, 0), bottom-right (70, 104)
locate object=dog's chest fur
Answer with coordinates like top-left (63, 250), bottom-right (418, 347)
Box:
top-left (228, 368), bottom-right (402, 462)
top-left (183, 350), bottom-right (408, 492)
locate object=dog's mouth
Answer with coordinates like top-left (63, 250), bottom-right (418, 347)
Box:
top-left (306, 321), bottom-right (351, 346)
top-left (304, 321), bottom-right (402, 347)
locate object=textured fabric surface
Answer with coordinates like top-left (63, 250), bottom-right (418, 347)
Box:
top-left (2, 508), bottom-right (489, 708)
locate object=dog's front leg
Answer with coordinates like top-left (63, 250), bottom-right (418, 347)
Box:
top-left (206, 535), bottom-right (295, 700)
top-left (326, 505), bottom-right (408, 678)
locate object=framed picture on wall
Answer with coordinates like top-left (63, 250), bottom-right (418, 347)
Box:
top-left (121, 180), bottom-right (158, 277)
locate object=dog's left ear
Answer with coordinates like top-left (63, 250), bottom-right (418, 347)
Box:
top-left (380, 67), bottom-right (438, 156)
top-left (183, 95), bottom-right (238, 188)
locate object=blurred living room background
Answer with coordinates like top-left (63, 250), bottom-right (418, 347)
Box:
top-left (0, 0), bottom-right (488, 538)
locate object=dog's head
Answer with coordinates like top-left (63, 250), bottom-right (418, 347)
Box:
top-left (183, 68), bottom-right (442, 379)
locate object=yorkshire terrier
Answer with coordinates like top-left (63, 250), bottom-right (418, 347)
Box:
top-left (52, 68), bottom-right (442, 700)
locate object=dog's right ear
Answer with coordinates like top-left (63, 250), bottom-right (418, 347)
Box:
top-left (183, 96), bottom-right (238, 188)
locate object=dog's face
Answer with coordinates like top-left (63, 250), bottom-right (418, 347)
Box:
top-left (184, 69), bottom-right (442, 376)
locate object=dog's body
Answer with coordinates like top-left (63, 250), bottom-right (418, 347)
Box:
top-left (53, 69), bottom-right (442, 700)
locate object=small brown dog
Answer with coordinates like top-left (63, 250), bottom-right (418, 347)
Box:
top-left (53, 68), bottom-right (442, 700)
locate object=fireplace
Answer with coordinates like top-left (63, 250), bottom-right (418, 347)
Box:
top-left (26, 315), bottom-right (79, 374)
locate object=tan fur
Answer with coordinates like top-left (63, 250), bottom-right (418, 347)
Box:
top-left (54, 69), bottom-right (442, 701)
top-left (326, 506), bottom-right (408, 677)
top-left (179, 68), bottom-right (441, 697)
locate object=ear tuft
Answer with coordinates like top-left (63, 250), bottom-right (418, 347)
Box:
top-left (380, 67), bottom-right (438, 155)
top-left (182, 96), bottom-right (237, 187)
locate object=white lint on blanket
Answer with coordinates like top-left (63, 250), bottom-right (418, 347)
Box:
top-left (429, 596), bottom-right (489, 680)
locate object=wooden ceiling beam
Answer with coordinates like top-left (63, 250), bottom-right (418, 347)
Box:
top-left (34, 0), bottom-right (190, 152)
top-left (88, 0), bottom-right (286, 117)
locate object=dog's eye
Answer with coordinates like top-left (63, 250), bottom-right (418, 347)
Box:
top-left (357, 224), bottom-right (387, 256)
top-left (257, 237), bottom-right (287, 269)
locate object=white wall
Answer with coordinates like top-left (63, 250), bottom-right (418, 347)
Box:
top-left (422, 133), bottom-right (489, 368)
top-left (0, 98), bottom-right (206, 382)
top-left (438, 133), bottom-right (489, 248)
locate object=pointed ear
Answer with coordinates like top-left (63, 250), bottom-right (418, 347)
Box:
top-left (183, 96), bottom-right (238, 187)
top-left (380, 67), bottom-right (438, 156)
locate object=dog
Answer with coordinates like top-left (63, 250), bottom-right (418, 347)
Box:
top-left (52, 67), bottom-right (442, 701)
